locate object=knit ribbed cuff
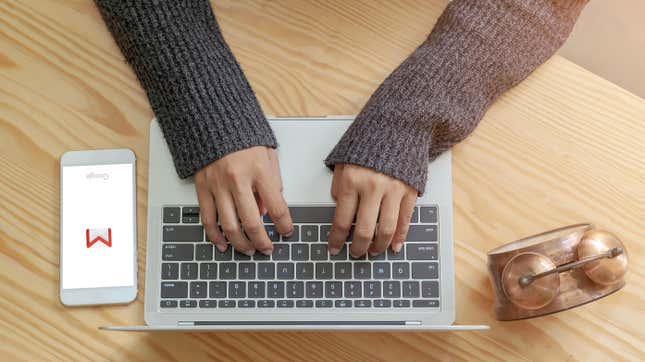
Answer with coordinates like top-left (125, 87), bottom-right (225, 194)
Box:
top-left (325, 121), bottom-right (431, 194)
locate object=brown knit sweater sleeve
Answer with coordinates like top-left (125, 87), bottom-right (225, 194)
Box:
top-left (325, 0), bottom-right (588, 193)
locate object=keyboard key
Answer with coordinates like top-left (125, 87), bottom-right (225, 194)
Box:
top-left (306, 281), bottom-right (324, 298)
top-left (199, 300), bottom-right (217, 308)
top-left (277, 300), bottom-right (294, 308)
top-left (354, 262), bottom-right (371, 279)
top-left (181, 263), bottom-right (198, 280)
top-left (161, 263), bottom-right (179, 280)
top-left (330, 245), bottom-right (348, 260)
top-left (163, 225), bottom-right (203, 242)
top-left (296, 263), bottom-right (314, 279)
top-left (214, 247), bottom-right (232, 261)
top-left (265, 225), bottom-right (280, 241)
top-left (195, 244), bottom-right (213, 261)
top-left (218, 300), bottom-right (236, 308)
top-left (234, 250), bottom-right (251, 260)
top-left (325, 281), bottom-right (342, 298)
top-left (277, 263), bottom-right (294, 279)
top-left (311, 244), bottom-right (328, 260)
top-left (335, 300), bottom-right (352, 308)
top-left (182, 206), bottom-right (200, 216)
top-left (200, 263), bottom-right (218, 279)
top-left (254, 252), bottom-right (270, 261)
top-left (296, 300), bottom-right (313, 308)
top-left (350, 252), bottom-right (366, 261)
top-left (394, 300), bottom-right (411, 308)
top-left (315, 263), bottom-right (333, 279)
top-left (268, 282), bottom-right (285, 298)
top-left (287, 281), bottom-right (304, 298)
top-left (301, 225), bottom-right (318, 241)
top-left (374, 299), bottom-right (391, 308)
top-left (163, 207), bottom-right (181, 223)
top-left (344, 281), bottom-right (362, 298)
top-left (383, 281), bottom-right (401, 298)
top-left (422, 281), bottom-right (439, 298)
top-left (209, 282), bottom-right (226, 298)
top-left (387, 247), bottom-right (404, 260)
top-left (289, 206), bottom-right (335, 223)
top-left (238, 300), bottom-right (255, 308)
top-left (364, 281), bottom-right (381, 298)
top-left (258, 300), bottom-right (275, 308)
top-left (238, 263), bottom-right (256, 279)
top-left (229, 281), bottom-right (246, 298)
top-left (420, 206), bottom-right (438, 223)
top-left (392, 262), bottom-right (410, 279)
top-left (161, 282), bottom-right (187, 298)
top-left (412, 262), bottom-right (439, 279)
top-left (292, 244), bottom-right (309, 261)
top-left (316, 300), bottom-right (333, 308)
top-left (258, 263), bottom-right (275, 279)
top-left (190, 281), bottom-right (207, 298)
top-left (162, 244), bottom-right (193, 261)
top-left (406, 225), bottom-right (438, 242)
top-left (410, 207), bottom-right (419, 223)
top-left (282, 226), bottom-right (299, 242)
top-left (273, 244), bottom-right (290, 260)
top-left (160, 300), bottom-right (177, 308)
top-left (180, 300), bottom-right (197, 308)
top-left (402, 281), bottom-right (420, 298)
top-left (407, 244), bottom-right (438, 260)
top-left (219, 263), bottom-right (237, 279)
top-left (248, 282), bottom-right (265, 298)
top-left (413, 300), bottom-right (440, 308)
top-left (320, 225), bottom-right (331, 241)
top-left (182, 215), bottom-right (200, 224)
top-left (373, 262), bottom-right (391, 279)
top-left (354, 300), bottom-right (371, 308)
top-left (334, 262), bottom-right (352, 279)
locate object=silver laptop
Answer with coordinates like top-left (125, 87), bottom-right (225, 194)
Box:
top-left (103, 116), bottom-right (487, 330)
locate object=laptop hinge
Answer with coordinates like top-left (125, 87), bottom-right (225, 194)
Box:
top-left (405, 320), bottom-right (422, 326)
top-left (178, 321), bottom-right (194, 326)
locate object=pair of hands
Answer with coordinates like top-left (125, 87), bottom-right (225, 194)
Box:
top-left (194, 146), bottom-right (417, 257)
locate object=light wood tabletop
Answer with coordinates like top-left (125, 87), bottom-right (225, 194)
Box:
top-left (1, 0), bottom-right (644, 360)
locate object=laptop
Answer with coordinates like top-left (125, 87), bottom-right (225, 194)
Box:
top-left (102, 116), bottom-right (488, 330)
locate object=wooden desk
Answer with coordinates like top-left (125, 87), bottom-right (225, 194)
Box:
top-left (1, 0), bottom-right (643, 360)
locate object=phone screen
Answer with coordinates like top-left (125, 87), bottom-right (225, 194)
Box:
top-left (61, 163), bottom-right (135, 289)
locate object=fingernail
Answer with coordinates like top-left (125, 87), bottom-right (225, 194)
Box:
top-left (215, 243), bottom-right (227, 252)
top-left (394, 243), bottom-right (403, 253)
top-left (329, 247), bottom-right (340, 255)
top-left (244, 249), bottom-right (256, 257)
top-left (284, 228), bottom-right (294, 237)
top-left (261, 248), bottom-right (273, 256)
top-left (369, 250), bottom-right (379, 257)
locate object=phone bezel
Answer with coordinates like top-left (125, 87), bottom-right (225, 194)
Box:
top-left (59, 148), bottom-right (137, 306)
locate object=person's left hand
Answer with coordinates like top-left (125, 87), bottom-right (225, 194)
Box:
top-left (328, 164), bottom-right (417, 258)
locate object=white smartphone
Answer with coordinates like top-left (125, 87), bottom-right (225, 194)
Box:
top-left (59, 148), bottom-right (137, 306)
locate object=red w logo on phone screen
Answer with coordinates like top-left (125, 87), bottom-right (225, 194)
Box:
top-left (86, 228), bottom-right (112, 248)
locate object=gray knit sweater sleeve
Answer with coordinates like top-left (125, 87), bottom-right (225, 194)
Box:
top-left (95, 0), bottom-right (276, 178)
top-left (325, 0), bottom-right (587, 193)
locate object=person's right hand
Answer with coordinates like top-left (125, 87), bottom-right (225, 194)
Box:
top-left (194, 146), bottom-right (293, 256)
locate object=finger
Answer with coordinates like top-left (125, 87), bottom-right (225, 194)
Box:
top-left (232, 185), bottom-right (273, 255)
top-left (328, 189), bottom-right (358, 255)
top-left (195, 180), bottom-right (226, 251)
top-left (350, 191), bottom-right (382, 258)
top-left (255, 171), bottom-right (293, 237)
top-left (216, 189), bottom-right (255, 256)
top-left (267, 148), bottom-right (283, 189)
top-left (369, 191), bottom-right (402, 256)
top-left (392, 192), bottom-right (417, 252)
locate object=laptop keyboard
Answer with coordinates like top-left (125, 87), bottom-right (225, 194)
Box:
top-left (159, 206), bottom-right (440, 310)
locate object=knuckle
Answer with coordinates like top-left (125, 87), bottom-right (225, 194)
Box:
top-left (354, 228), bottom-right (374, 241)
top-left (221, 223), bottom-right (239, 236)
top-left (243, 223), bottom-right (263, 235)
top-left (379, 225), bottom-right (396, 238)
top-left (270, 203), bottom-right (289, 220)
top-left (333, 221), bottom-right (351, 233)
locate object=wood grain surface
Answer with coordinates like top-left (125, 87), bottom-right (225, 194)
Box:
top-left (1, 0), bottom-right (644, 361)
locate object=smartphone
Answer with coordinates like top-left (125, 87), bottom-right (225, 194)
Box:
top-left (59, 148), bottom-right (137, 306)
